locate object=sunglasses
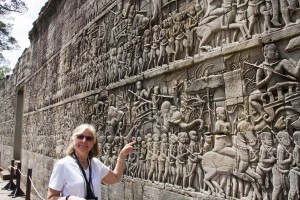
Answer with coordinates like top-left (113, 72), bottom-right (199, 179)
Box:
top-left (76, 134), bottom-right (94, 142)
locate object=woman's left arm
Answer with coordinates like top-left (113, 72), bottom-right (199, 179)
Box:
top-left (102, 141), bottom-right (136, 184)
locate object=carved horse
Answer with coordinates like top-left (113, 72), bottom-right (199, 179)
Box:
top-left (194, 5), bottom-right (250, 53)
top-left (201, 130), bottom-right (262, 199)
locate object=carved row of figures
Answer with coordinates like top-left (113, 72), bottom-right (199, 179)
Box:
top-left (99, 105), bottom-right (300, 200)
top-left (7, 95), bottom-right (300, 200)
top-left (17, 90), bottom-right (300, 200)
top-left (19, 0), bottom-right (300, 112)
top-left (2, 38), bottom-right (300, 200)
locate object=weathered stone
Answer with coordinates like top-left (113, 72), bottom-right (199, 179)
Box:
top-left (108, 182), bottom-right (125, 200)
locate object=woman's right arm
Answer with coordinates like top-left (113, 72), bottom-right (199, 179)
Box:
top-left (47, 188), bottom-right (62, 200)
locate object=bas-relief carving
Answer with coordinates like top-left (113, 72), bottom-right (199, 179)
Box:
top-left (89, 40), bottom-right (299, 199)
top-left (0, 123), bottom-right (14, 147)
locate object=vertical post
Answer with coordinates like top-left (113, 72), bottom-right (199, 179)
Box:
top-left (25, 169), bottom-right (32, 200)
top-left (2, 160), bottom-right (16, 190)
top-left (14, 89), bottom-right (24, 160)
top-left (11, 162), bottom-right (24, 197)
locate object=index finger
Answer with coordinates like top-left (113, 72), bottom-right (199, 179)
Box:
top-left (127, 141), bottom-right (137, 146)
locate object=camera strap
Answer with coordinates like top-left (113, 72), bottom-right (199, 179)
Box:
top-left (74, 154), bottom-right (95, 199)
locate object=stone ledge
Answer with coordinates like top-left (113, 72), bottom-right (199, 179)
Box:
top-left (0, 170), bottom-right (10, 180)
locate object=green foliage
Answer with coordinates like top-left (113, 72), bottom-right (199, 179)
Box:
top-left (0, 52), bottom-right (10, 83)
top-left (0, 0), bottom-right (27, 80)
top-left (0, 0), bottom-right (27, 15)
top-left (0, 64), bottom-right (10, 83)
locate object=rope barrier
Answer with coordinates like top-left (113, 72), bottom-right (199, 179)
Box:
top-left (17, 168), bottom-right (27, 177)
top-left (17, 167), bottom-right (45, 200)
top-left (4, 160), bottom-right (45, 200)
top-left (29, 177), bottom-right (46, 200)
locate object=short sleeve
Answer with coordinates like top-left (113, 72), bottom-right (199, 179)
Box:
top-left (48, 161), bottom-right (65, 191)
top-left (93, 159), bottom-right (110, 180)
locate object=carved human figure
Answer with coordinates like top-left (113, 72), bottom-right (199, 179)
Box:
top-left (256, 132), bottom-right (277, 199)
top-left (133, 36), bottom-right (143, 75)
top-left (185, 5), bottom-right (200, 57)
top-left (157, 28), bottom-right (169, 66)
top-left (123, 41), bottom-right (133, 78)
top-left (91, 95), bottom-right (104, 117)
top-left (186, 130), bottom-right (203, 191)
top-left (150, 85), bottom-right (162, 113)
top-left (145, 133), bottom-right (153, 178)
top-left (137, 140), bottom-right (147, 179)
top-left (148, 25), bottom-right (160, 70)
top-left (235, 0), bottom-right (251, 40)
top-left (111, 136), bottom-right (121, 169)
top-left (234, 118), bottom-right (263, 198)
top-left (133, 14), bottom-right (150, 36)
top-left (167, 134), bottom-right (178, 185)
top-left (214, 107), bottom-right (231, 135)
top-left (213, 107), bottom-right (236, 157)
top-left (249, 43), bottom-right (300, 129)
top-left (106, 106), bottom-right (124, 135)
top-left (175, 132), bottom-right (189, 188)
top-left (123, 0), bottom-right (135, 19)
top-left (127, 149), bottom-right (138, 177)
top-left (90, 37), bottom-right (98, 58)
top-left (103, 135), bottom-right (114, 167)
top-left (109, 48), bottom-right (118, 82)
top-left (117, 45), bottom-right (124, 81)
top-left (272, 131), bottom-right (293, 200)
top-left (132, 81), bottom-right (149, 107)
top-left (173, 13), bottom-right (186, 60)
top-left (257, 43), bottom-right (300, 89)
top-left (142, 29), bottom-right (151, 71)
top-left (172, 80), bottom-right (184, 108)
top-left (158, 101), bottom-right (173, 133)
top-left (166, 17), bottom-right (175, 62)
top-left (203, 0), bottom-right (232, 19)
top-left (202, 132), bottom-right (213, 154)
top-left (116, 117), bottom-right (126, 137)
top-left (288, 131), bottom-right (300, 200)
top-left (125, 120), bottom-right (142, 143)
top-left (259, 2), bottom-right (277, 34)
top-left (158, 133), bottom-right (168, 183)
top-left (270, 0), bottom-right (294, 27)
top-left (148, 133), bottom-right (160, 182)
top-left (245, 131), bottom-right (261, 199)
top-left (87, 65), bottom-right (94, 91)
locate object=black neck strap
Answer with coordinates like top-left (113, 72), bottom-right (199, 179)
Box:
top-left (74, 154), bottom-right (94, 198)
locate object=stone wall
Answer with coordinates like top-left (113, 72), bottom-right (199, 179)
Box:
top-left (1, 0), bottom-right (300, 199)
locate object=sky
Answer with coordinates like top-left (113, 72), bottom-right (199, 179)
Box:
top-left (2, 0), bottom-right (49, 69)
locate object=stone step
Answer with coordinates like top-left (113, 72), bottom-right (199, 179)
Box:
top-left (0, 170), bottom-right (11, 180)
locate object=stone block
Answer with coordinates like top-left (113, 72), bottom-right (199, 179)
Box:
top-left (101, 184), bottom-right (109, 200)
top-left (124, 181), bottom-right (133, 200)
top-left (108, 182), bottom-right (125, 200)
top-left (0, 170), bottom-right (11, 180)
top-left (132, 181), bottom-right (144, 200)
top-left (143, 185), bottom-right (195, 200)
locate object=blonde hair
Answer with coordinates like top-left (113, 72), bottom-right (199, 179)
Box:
top-left (66, 124), bottom-right (100, 158)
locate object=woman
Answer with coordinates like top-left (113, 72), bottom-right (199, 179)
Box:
top-left (47, 124), bottom-right (135, 200)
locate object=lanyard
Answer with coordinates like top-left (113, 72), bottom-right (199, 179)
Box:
top-left (74, 154), bottom-right (95, 199)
